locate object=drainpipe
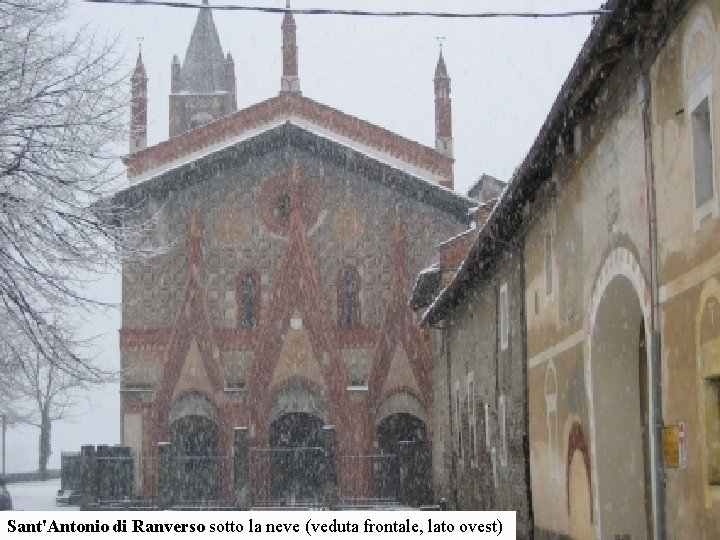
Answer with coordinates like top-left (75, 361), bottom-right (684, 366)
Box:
top-left (443, 317), bottom-right (458, 509)
top-left (637, 42), bottom-right (666, 540)
top-left (518, 243), bottom-right (533, 538)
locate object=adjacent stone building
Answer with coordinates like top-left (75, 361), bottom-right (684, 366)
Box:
top-left (414, 0), bottom-right (720, 538)
top-left (113, 1), bottom-right (472, 506)
top-left (412, 181), bottom-right (532, 536)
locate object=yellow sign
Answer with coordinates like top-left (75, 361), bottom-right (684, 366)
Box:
top-left (663, 425), bottom-right (680, 468)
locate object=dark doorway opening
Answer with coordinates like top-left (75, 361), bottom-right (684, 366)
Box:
top-left (269, 412), bottom-right (325, 504)
top-left (377, 413), bottom-right (432, 506)
top-left (170, 415), bottom-right (219, 502)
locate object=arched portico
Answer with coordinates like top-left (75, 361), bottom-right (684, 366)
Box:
top-left (586, 247), bottom-right (653, 540)
top-left (169, 393), bottom-right (220, 503)
top-left (375, 392), bottom-right (432, 505)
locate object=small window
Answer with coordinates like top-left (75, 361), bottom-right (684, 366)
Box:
top-left (467, 374), bottom-right (477, 466)
top-left (706, 377), bottom-right (720, 485)
top-left (499, 283), bottom-right (509, 350)
top-left (275, 192), bottom-right (291, 220)
top-left (240, 272), bottom-right (258, 329)
top-left (338, 268), bottom-right (359, 327)
top-left (544, 233), bottom-right (553, 297)
top-left (693, 96), bottom-right (715, 209)
top-left (498, 394), bottom-right (508, 467)
top-left (546, 360), bottom-right (559, 483)
top-left (455, 382), bottom-right (463, 458)
top-left (484, 402), bottom-right (491, 449)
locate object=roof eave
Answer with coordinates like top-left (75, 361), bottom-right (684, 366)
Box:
top-left (422, 0), bottom-right (641, 327)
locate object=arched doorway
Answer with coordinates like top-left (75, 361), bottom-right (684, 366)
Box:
top-left (269, 412), bottom-right (325, 504)
top-left (590, 274), bottom-right (651, 539)
top-left (377, 413), bottom-right (432, 506)
top-left (169, 394), bottom-right (220, 503)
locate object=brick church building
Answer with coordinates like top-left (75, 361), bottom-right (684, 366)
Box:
top-left (113, 0), bottom-right (471, 506)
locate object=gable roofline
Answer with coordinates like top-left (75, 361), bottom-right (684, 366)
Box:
top-left (124, 92), bottom-right (453, 184)
top-left (422, 0), bottom-right (683, 325)
top-left (114, 122), bottom-right (472, 222)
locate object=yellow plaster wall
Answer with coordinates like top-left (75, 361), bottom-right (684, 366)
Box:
top-left (525, 48), bottom-right (651, 539)
top-left (651, 3), bottom-right (720, 538)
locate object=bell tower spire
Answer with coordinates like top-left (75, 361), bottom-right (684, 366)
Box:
top-left (281, 0), bottom-right (301, 94)
top-left (169, 0), bottom-right (237, 137)
top-left (130, 45), bottom-right (148, 153)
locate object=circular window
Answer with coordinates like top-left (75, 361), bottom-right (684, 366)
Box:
top-left (259, 169), bottom-right (319, 235)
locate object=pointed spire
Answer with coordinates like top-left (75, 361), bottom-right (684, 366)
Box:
top-left (433, 45), bottom-right (454, 189)
top-left (435, 50), bottom-right (448, 79)
top-left (281, 0), bottom-right (301, 94)
top-left (130, 48), bottom-right (147, 153)
top-left (181, 0), bottom-right (228, 94)
top-left (169, 1), bottom-right (237, 137)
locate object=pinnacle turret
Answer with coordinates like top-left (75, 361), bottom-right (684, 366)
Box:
top-left (130, 50), bottom-right (147, 153)
top-left (281, 0), bottom-right (301, 94)
top-left (434, 48), bottom-right (453, 188)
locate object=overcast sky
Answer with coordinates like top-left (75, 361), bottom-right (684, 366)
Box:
top-left (5, 0), bottom-right (602, 473)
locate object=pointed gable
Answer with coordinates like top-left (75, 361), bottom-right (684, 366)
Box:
top-left (173, 338), bottom-right (214, 399)
top-left (380, 344), bottom-right (420, 397)
top-left (270, 325), bottom-right (326, 391)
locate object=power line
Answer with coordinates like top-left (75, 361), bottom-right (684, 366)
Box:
top-left (82, 0), bottom-right (609, 19)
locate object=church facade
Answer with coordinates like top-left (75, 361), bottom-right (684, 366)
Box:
top-left (114, 1), bottom-right (471, 506)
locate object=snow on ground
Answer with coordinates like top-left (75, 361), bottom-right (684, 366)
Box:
top-left (6, 479), bottom-right (78, 511)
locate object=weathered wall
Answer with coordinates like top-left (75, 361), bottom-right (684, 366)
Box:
top-left (652, 1), bottom-right (720, 537)
top-left (432, 246), bottom-right (530, 536)
top-left (525, 39), bottom-right (653, 539)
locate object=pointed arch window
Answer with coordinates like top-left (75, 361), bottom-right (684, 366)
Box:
top-left (338, 267), bottom-right (360, 328)
top-left (238, 271), bottom-right (259, 329)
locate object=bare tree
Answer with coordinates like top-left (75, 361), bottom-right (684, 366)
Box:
top-left (0, 0), bottom-right (139, 378)
top-left (12, 347), bottom-right (94, 479)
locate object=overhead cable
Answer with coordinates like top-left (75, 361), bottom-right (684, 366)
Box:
top-left (82, 0), bottom-right (609, 19)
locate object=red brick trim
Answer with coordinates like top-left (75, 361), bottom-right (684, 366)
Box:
top-left (124, 93), bottom-right (452, 181)
top-left (154, 214), bottom-right (225, 442)
top-left (334, 325), bottom-right (377, 348)
top-left (566, 421), bottom-right (593, 522)
top-left (217, 328), bottom-right (256, 348)
top-left (119, 329), bottom-right (171, 349)
top-left (244, 203), bottom-right (352, 451)
top-left (367, 216), bottom-right (433, 418)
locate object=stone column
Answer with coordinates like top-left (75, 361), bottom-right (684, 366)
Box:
top-left (234, 427), bottom-right (249, 509)
top-left (321, 425), bottom-right (337, 509)
top-left (157, 442), bottom-right (172, 510)
top-left (79, 445), bottom-right (97, 510)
